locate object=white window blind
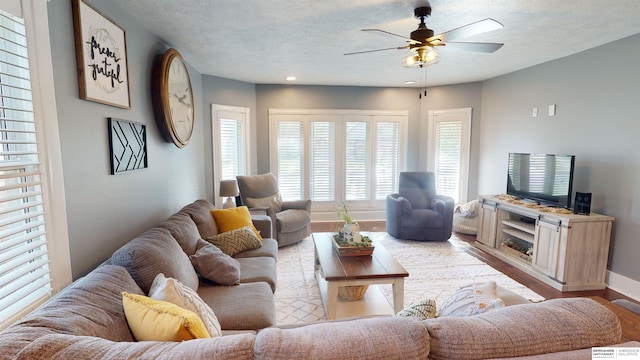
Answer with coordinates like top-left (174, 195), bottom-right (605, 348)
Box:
top-left (219, 118), bottom-right (245, 180)
top-left (309, 121), bottom-right (334, 201)
top-left (434, 119), bottom-right (462, 202)
top-left (375, 121), bottom-right (399, 200)
top-left (345, 121), bottom-right (371, 201)
top-left (277, 121), bottom-right (303, 200)
top-left (0, 9), bottom-right (52, 325)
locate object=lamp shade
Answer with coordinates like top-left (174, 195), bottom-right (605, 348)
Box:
top-left (219, 179), bottom-right (239, 197)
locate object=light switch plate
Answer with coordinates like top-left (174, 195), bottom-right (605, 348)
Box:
top-left (532, 107), bottom-right (538, 117)
top-left (548, 104), bottom-right (556, 116)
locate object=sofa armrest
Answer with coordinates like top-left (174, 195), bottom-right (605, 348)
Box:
top-left (251, 214), bottom-right (273, 239)
top-left (424, 298), bottom-right (622, 360)
top-left (282, 199), bottom-right (311, 213)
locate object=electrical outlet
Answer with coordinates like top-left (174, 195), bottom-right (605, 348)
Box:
top-left (532, 107), bottom-right (538, 117)
top-left (549, 104), bottom-right (556, 116)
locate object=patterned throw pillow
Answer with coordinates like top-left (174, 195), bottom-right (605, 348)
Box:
top-left (148, 273), bottom-right (222, 337)
top-left (438, 281), bottom-right (505, 318)
top-left (396, 299), bottom-right (437, 320)
top-left (206, 226), bottom-right (263, 256)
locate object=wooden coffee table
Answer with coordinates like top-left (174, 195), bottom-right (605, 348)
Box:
top-left (312, 232), bottom-right (409, 319)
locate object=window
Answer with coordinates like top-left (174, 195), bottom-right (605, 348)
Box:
top-left (212, 104), bottom-right (250, 205)
top-left (269, 109), bottom-right (407, 214)
top-left (427, 108), bottom-right (471, 204)
top-left (0, 2), bottom-right (71, 329)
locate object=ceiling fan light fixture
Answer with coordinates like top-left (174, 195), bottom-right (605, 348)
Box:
top-left (402, 46), bottom-right (439, 68)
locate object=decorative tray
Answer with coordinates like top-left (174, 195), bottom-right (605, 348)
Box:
top-left (331, 233), bottom-right (374, 257)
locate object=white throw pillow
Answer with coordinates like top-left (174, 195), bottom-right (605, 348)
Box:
top-left (438, 281), bottom-right (505, 317)
top-left (149, 273), bottom-right (222, 337)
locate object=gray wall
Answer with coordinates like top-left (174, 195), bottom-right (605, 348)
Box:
top-left (479, 33), bottom-right (640, 282)
top-left (48, 1), bottom-right (207, 278)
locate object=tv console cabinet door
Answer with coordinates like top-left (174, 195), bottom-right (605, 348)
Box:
top-left (532, 220), bottom-right (561, 278)
top-left (477, 202), bottom-right (498, 247)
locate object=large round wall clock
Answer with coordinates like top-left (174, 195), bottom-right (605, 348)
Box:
top-left (151, 48), bottom-right (194, 148)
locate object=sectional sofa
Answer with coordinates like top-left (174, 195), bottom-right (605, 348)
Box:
top-left (0, 198), bottom-right (637, 359)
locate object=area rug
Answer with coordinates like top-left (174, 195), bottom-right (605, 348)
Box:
top-left (274, 232), bottom-right (545, 325)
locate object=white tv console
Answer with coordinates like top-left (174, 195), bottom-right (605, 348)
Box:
top-left (475, 195), bottom-right (614, 292)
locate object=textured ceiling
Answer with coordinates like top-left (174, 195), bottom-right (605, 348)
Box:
top-left (112, 0), bottom-right (640, 87)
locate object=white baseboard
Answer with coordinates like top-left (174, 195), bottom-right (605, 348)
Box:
top-left (606, 270), bottom-right (640, 301)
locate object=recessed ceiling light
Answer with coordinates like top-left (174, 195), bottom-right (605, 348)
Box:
top-left (405, 80), bottom-right (416, 85)
top-left (285, 76), bottom-right (297, 81)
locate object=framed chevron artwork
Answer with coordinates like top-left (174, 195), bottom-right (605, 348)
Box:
top-left (108, 118), bottom-right (147, 174)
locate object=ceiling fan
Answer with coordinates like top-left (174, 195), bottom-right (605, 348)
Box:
top-left (345, 3), bottom-right (504, 68)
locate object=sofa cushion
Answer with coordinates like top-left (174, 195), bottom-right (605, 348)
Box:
top-left (236, 256), bottom-right (277, 292)
top-left (198, 282), bottom-right (275, 330)
top-left (0, 265), bottom-right (140, 352)
top-left (122, 292), bottom-right (210, 341)
top-left (159, 212), bottom-right (202, 255)
top-left (13, 333), bottom-right (257, 360)
top-left (211, 206), bottom-right (262, 239)
top-left (206, 226), bottom-right (263, 256)
top-left (254, 317), bottom-right (429, 360)
top-left (149, 273), bottom-right (222, 337)
top-left (424, 298), bottom-right (622, 360)
top-left (189, 239), bottom-right (241, 285)
top-left (233, 237), bottom-right (278, 260)
top-left (438, 281), bottom-right (505, 317)
top-left (179, 199), bottom-right (219, 238)
top-left (111, 227), bottom-right (199, 293)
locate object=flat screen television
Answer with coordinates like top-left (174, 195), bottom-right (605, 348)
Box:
top-left (506, 153), bottom-right (575, 208)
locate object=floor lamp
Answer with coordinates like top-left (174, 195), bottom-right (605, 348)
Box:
top-left (219, 179), bottom-right (239, 209)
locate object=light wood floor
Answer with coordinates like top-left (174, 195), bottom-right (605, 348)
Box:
top-left (310, 221), bottom-right (640, 341)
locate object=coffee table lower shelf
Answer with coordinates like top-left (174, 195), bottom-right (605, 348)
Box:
top-left (315, 272), bottom-right (396, 319)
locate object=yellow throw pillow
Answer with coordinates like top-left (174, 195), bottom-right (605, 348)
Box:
top-left (122, 292), bottom-right (210, 341)
top-left (210, 206), bottom-right (262, 239)
top-left (206, 226), bottom-right (263, 256)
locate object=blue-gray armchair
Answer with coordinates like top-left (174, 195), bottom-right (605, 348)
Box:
top-left (386, 172), bottom-right (455, 241)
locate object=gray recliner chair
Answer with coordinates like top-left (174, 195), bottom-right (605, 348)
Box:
top-left (386, 171), bottom-right (455, 241)
top-left (236, 173), bottom-right (311, 247)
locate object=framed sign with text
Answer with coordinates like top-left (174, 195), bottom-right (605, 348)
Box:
top-left (72, 0), bottom-right (130, 109)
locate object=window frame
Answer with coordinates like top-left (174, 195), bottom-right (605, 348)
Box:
top-left (0, 0), bottom-right (72, 330)
top-left (211, 104), bottom-right (251, 207)
top-left (427, 107), bottom-right (472, 204)
top-left (269, 108), bottom-right (408, 219)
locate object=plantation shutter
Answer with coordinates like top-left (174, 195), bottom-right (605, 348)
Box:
top-left (277, 121), bottom-right (303, 200)
top-left (434, 119), bottom-right (462, 203)
top-left (375, 121), bottom-right (399, 200)
top-left (0, 9), bottom-right (52, 325)
top-left (309, 121), bottom-right (334, 201)
top-left (218, 116), bottom-right (245, 180)
top-left (344, 120), bottom-right (371, 201)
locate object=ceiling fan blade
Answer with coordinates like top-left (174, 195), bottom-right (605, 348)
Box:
top-left (344, 45), bottom-right (409, 56)
top-left (427, 18), bottom-right (503, 44)
top-left (443, 42), bottom-right (504, 53)
top-left (362, 28), bottom-right (422, 45)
